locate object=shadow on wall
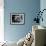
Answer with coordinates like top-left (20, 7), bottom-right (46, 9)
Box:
top-left (4, 0), bottom-right (40, 42)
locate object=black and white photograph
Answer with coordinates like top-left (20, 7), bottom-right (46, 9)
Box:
top-left (10, 13), bottom-right (25, 25)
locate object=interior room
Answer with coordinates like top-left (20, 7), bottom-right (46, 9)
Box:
top-left (0, 0), bottom-right (46, 46)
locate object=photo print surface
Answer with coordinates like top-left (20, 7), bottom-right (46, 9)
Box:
top-left (10, 13), bottom-right (25, 25)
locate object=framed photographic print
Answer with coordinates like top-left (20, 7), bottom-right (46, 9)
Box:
top-left (10, 13), bottom-right (25, 25)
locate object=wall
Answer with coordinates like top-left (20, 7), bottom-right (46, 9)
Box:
top-left (40, 0), bottom-right (46, 27)
top-left (4, 0), bottom-right (40, 42)
top-left (0, 0), bottom-right (4, 42)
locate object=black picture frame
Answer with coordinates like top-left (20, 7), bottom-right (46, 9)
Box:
top-left (10, 13), bottom-right (25, 25)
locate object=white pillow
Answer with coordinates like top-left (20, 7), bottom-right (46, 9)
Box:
top-left (17, 37), bottom-right (25, 46)
top-left (3, 41), bottom-right (17, 46)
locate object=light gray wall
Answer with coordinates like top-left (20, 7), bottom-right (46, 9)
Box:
top-left (4, 0), bottom-right (40, 42)
top-left (40, 0), bottom-right (46, 27)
